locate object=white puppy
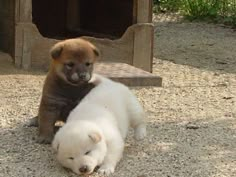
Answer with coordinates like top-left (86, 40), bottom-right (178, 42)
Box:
top-left (52, 74), bottom-right (146, 176)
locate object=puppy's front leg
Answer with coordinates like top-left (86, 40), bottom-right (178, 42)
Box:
top-left (98, 135), bottom-right (124, 176)
top-left (38, 115), bottom-right (56, 144)
top-left (37, 105), bottom-right (58, 144)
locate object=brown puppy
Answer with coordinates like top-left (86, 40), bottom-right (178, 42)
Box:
top-left (33, 38), bottom-right (99, 144)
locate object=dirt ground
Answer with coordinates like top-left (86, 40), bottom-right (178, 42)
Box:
top-left (0, 14), bottom-right (236, 177)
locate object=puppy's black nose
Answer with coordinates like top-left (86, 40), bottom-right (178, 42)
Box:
top-left (79, 165), bottom-right (88, 173)
top-left (79, 73), bottom-right (86, 80)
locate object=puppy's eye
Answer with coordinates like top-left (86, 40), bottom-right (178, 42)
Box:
top-left (85, 151), bottom-right (91, 155)
top-left (85, 62), bottom-right (92, 67)
top-left (65, 62), bottom-right (74, 69)
top-left (68, 157), bottom-right (74, 160)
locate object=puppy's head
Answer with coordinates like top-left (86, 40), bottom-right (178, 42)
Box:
top-left (50, 38), bottom-right (100, 85)
top-left (52, 121), bottom-right (107, 175)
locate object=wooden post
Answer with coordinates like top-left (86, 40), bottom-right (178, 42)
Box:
top-left (22, 27), bottom-right (32, 69)
top-left (14, 0), bottom-right (32, 68)
top-left (14, 24), bottom-right (23, 68)
top-left (136, 0), bottom-right (152, 23)
top-left (133, 0), bottom-right (153, 72)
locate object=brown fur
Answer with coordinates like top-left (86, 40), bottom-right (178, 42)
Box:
top-left (34, 38), bottom-right (99, 144)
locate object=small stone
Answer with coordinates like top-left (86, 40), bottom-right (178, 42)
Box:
top-left (223, 96), bottom-right (233, 100)
top-left (186, 123), bottom-right (200, 130)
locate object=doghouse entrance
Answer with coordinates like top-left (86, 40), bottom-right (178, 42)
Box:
top-left (32, 0), bottom-right (134, 39)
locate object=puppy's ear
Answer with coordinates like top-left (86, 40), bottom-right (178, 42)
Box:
top-left (50, 43), bottom-right (63, 60)
top-left (89, 132), bottom-right (101, 144)
top-left (92, 47), bottom-right (100, 57)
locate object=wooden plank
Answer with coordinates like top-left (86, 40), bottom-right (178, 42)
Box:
top-left (133, 23), bottom-right (153, 72)
top-left (31, 38), bottom-right (58, 70)
top-left (94, 62), bottom-right (162, 87)
top-left (82, 24), bottom-right (136, 65)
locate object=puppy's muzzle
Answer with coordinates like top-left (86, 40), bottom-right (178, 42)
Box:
top-left (71, 73), bottom-right (79, 82)
top-left (70, 72), bottom-right (91, 82)
top-left (79, 72), bottom-right (91, 81)
top-left (79, 165), bottom-right (89, 173)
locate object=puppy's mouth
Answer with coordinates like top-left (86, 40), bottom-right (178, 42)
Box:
top-left (67, 78), bottom-right (85, 85)
top-left (67, 73), bottom-right (91, 85)
top-left (77, 167), bottom-right (94, 176)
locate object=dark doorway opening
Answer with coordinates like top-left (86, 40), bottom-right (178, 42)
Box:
top-left (32, 0), bottom-right (134, 39)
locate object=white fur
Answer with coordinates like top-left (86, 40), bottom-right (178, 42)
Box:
top-left (52, 74), bottom-right (146, 176)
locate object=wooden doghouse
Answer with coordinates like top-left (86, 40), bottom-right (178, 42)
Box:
top-left (0, 0), bottom-right (162, 86)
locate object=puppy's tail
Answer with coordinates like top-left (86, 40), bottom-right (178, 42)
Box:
top-left (126, 91), bottom-right (146, 140)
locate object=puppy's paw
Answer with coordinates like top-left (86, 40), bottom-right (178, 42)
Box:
top-left (134, 124), bottom-right (146, 140)
top-left (26, 116), bottom-right (39, 127)
top-left (36, 135), bottom-right (53, 144)
top-left (98, 164), bottom-right (115, 176)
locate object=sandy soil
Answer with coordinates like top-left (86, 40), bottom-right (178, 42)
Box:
top-left (0, 14), bottom-right (236, 177)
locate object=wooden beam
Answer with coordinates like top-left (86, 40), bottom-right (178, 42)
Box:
top-left (133, 23), bottom-right (153, 72)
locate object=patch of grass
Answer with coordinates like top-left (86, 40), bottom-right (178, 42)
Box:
top-left (153, 0), bottom-right (183, 13)
top-left (153, 0), bottom-right (236, 27)
top-left (182, 0), bottom-right (220, 19)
